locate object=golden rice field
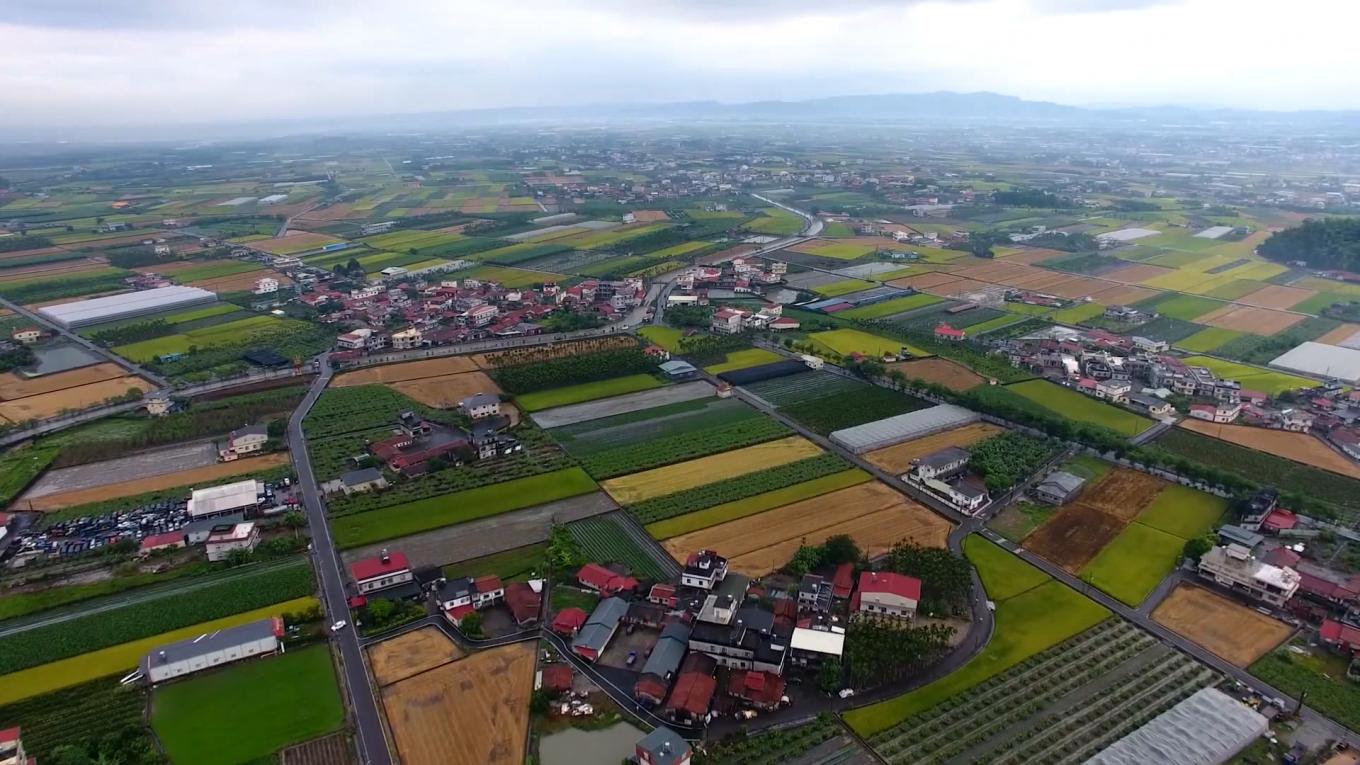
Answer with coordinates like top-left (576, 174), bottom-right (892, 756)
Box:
top-left (599, 435), bottom-right (822, 503)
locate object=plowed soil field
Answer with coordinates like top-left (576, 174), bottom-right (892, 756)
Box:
top-left (380, 642), bottom-right (535, 765)
top-left (331, 356), bottom-right (481, 385)
top-left (600, 435), bottom-right (821, 503)
top-left (368, 627), bottom-right (464, 686)
top-left (1070, 468), bottom-right (1166, 522)
top-left (663, 482), bottom-right (952, 576)
top-left (1022, 468), bottom-right (1166, 571)
top-left (0, 362), bottom-right (125, 400)
top-left (1195, 303), bottom-right (1303, 335)
top-left (1235, 284), bottom-right (1317, 310)
top-left (390, 372), bottom-right (503, 410)
top-left (1152, 585), bottom-right (1293, 666)
top-left (863, 422), bottom-right (1003, 474)
top-left (884, 358), bottom-right (986, 392)
top-left (0, 374), bottom-right (152, 423)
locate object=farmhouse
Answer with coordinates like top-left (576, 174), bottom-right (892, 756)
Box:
top-left (1035, 471), bottom-right (1085, 505)
top-left (218, 423), bottom-right (268, 460)
top-left (853, 571), bottom-right (922, 621)
top-left (139, 531), bottom-right (187, 557)
top-left (906, 446), bottom-right (990, 514)
top-left (504, 581), bottom-right (542, 626)
top-left (635, 621), bottom-right (693, 705)
top-left (680, 549), bottom-right (728, 590)
top-left (789, 626), bottom-right (845, 667)
top-left (933, 324), bottom-right (966, 342)
top-left (662, 654), bottom-right (718, 725)
top-left (186, 479), bottom-right (266, 520)
top-left (798, 574), bottom-right (833, 615)
top-left (438, 575), bottom-right (505, 621)
top-left (141, 617), bottom-right (283, 684)
top-left (204, 522), bottom-right (259, 562)
top-left (10, 327), bottom-right (40, 345)
top-left (339, 467), bottom-right (388, 495)
top-left (1189, 402), bottom-right (1242, 424)
top-left (727, 669), bottom-right (786, 711)
top-left (572, 596), bottom-right (628, 662)
top-left (1319, 618), bottom-right (1360, 657)
top-left (458, 392), bottom-right (500, 419)
top-left (635, 726), bottom-right (692, 765)
top-left (551, 607), bottom-right (588, 637)
top-left (1197, 544), bottom-right (1301, 607)
top-left (577, 562), bottom-right (639, 596)
top-left (350, 550), bottom-right (414, 595)
top-left (688, 604), bottom-right (789, 674)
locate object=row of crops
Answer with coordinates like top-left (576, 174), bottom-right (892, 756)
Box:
top-left (702, 715), bottom-right (853, 765)
top-left (566, 515), bottom-right (670, 580)
top-left (579, 417), bottom-right (791, 479)
top-left (0, 676), bottom-right (149, 763)
top-left (627, 453), bottom-right (850, 524)
top-left (0, 561), bottom-right (314, 675)
top-left (304, 385), bottom-right (461, 439)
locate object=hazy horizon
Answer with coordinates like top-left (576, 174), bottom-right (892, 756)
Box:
top-left (5, 0), bottom-right (1360, 131)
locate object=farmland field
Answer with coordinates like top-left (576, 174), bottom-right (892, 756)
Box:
top-left (113, 315), bottom-right (306, 362)
top-left (1135, 484), bottom-right (1227, 539)
top-left (532, 381), bottom-right (715, 429)
top-left (745, 208), bottom-right (804, 236)
top-left (0, 677), bottom-right (149, 764)
top-left (1174, 326), bottom-right (1244, 352)
top-left (368, 627), bottom-right (465, 686)
top-left (1079, 522), bottom-right (1184, 606)
top-left (837, 293), bottom-right (942, 319)
top-left (1252, 639), bottom-right (1360, 734)
top-left (884, 357), bottom-right (986, 391)
top-left (1177, 420), bottom-right (1360, 479)
top-left (153, 645), bottom-right (343, 765)
top-left (814, 278), bottom-right (877, 297)
top-left (638, 325), bottom-right (683, 351)
top-left (844, 536), bottom-right (1109, 737)
top-left (703, 348), bottom-right (783, 374)
top-left (1129, 316), bottom-right (1205, 343)
top-left (1003, 379), bottom-right (1152, 436)
top-left (1050, 302), bottom-right (1105, 325)
top-left (599, 435), bottom-right (821, 504)
top-left (1152, 585), bottom-right (1292, 666)
top-left (807, 328), bottom-right (919, 358)
top-left (1022, 468), bottom-right (1165, 572)
top-left (548, 396), bottom-right (751, 453)
top-left (1140, 293), bottom-right (1223, 321)
top-left (742, 370), bottom-right (868, 406)
top-left (332, 356), bottom-right (482, 385)
top-left (567, 514), bottom-right (669, 579)
top-left (380, 642), bottom-right (535, 765)
top-left (662, 481), bottom-right (951, 575)
top-left (1153, 428), bottom-right (1360, 516)
top-left (330, 467), bottom-right (597, 549)
top-left (1179, 355), bottom-right (1317, 395)
top-left (863, 422), bottom-right (1004, 474)
top-left (0, 373), bottom-right (153, 424)
top-left (644, 467), bottom-right (869, 539)
top-left (24, 451), bottom-right (290, 510)
top-left (781, 386), bottom-right (931, 435)
top-left (0, 596), bottom-right (316, 705)
top-left (514, 374), bottom-right (663, 411)
top-left (579, 416), bottom-right (791, 478)
top-left (387, 371), bottom-right (503, 409)
top-left (462, 264), bottom-right (565, 287)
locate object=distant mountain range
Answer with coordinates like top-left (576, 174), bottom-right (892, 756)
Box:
top-left (5, 91), bottom-right (1360, 144)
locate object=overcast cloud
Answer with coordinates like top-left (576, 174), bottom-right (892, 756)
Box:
top-left (1, 0), bottom-right (1357, 127)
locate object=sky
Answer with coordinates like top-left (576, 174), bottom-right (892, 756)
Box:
top-left (3, 0), bottom-right (1359, 128)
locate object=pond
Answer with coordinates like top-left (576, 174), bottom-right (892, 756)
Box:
top-left (539, 721), bottom-right (645, 765)
top-left (24, 343), bottom-right (103, 376)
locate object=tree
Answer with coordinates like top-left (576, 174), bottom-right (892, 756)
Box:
top-left (47, 746), bottom-right (95, 765)
top-left (1183, 535), bottom-right (1214, 563)
top-left (267, 418), bottom-right (286, 438)
top-left (822, 535), bottom-right (861, 566)
top-left (530, 687), bottom-right (555, 714)
top-left (818, 658), bottom-right (843, 695)
top-left (460, 611), bottom-right (484, 638)
top-left (223, 548), bottom-right (254, 567)
top-left (546, 524), bottom-right (581, 576)
top-left (346, 257), bottom-right (363, 276)
top-left (783, 544), bottom-right (824, 578)
top-left (281, 510), bottom-right (306, 533)
top-left (366, 597), bottom-right (395, 625)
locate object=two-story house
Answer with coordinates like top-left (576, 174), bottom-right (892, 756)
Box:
top-left (681, 550), bottom-right (728, 590)
top-left (350, 550), bottom-right (414, 595)
top-left (852, 571), bottom-right (922, 621)
top-left (219, 424), bottom-right (268, 461)
top-left (437, 575), bottom-right (505, 621)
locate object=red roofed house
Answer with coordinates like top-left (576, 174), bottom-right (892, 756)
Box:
top-left (1319, 619), bottom-right (1360, 657)
top-left (577, 563), bottom-right (639, 596)
top-left (662, 654), bottom-right (718, 725)
top-left (503, 581), bottom-right (542, 627)
top-left (139, 531), bottom-right (186, 556)
top-left (934, 324), bottom-right (966, 342)
top-left (350, 550), bottom-right (413, 594)
top-left (551, 607), bottom-right (589, 637)
top-left (831, 562), bottom-right (854, 600)
top-left (1261, 508), bottom-right (1298, 534)
top-left (852, 571), bottom-right (922, 621)
top-left (1296, 570), bottom-right (1360, 611)
top-left (769, 316), bottom-right (801, 331)
top-left (728, 669), bottom-right (786, 711)
top-left (541, 663), bottom-right (573, 694)
top-left (0, 726), bottom-right (32, 765)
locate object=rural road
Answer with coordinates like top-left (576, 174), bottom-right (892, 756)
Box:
top-left (286, 353), bottom-right (392, 765)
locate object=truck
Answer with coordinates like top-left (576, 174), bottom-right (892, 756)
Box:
top-left (800, 354), bottom-right (825, 370)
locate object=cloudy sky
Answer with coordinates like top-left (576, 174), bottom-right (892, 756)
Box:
top-left (3, 0), bottom-right (1358, 128)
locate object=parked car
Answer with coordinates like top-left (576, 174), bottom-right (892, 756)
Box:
top-left (331, 620), bottom-right (348, 633)
top-left (626, 650), bottom-right (638, 666)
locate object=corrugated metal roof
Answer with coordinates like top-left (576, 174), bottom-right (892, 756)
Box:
top-left (1085, 688), bottom-right (1267, 765)
top-left (39, 286), bottom-right (217, 328)
top-left (1270, 341), bottom-right (1360, 384)
top-left (141, 617), bottom-right (279, 674)
top-left (829, 404), bottom-right (979, 453)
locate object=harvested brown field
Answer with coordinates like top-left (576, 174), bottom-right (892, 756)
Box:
top-left (1235, 284), bottom-right (1318, 310)
top-left (1000, 248), bottom-right (1068, 264)
top-left (1316, 323), bottom-right (1360, 346)
top-left (1103, 263), bottom-right (1176, 284)
top-left (0, 375), bottom-right (152, 423)
top-left (631, 210), bottom-right (670, 222)
top-left (244, 231), bottom-right (341, 255)
top-left (1022, 502), bottom-right (1128, 572)
top-left (368, 627), bottom-right (464, 686)
top-left (1072, 468), bottom-right (1167, 522)
top-left (24, 452), bottom-right (291, 510)
top-left (1179, 420), bottom-right (1360, 479)
top-left (295, 203), bottom-right (357, 223)
top-left (887, 272), bottom-right (963, 291)
top-left (391, 372), bottom-right (504, 410)
top-left (863, 422), bottom-right (1004, 474)
top-left (885, 358), bottom-right (986, 391)
top-left (280, 733), bottom-right (353, 765)
top-left (1088, 284), bottom-right (1159, 306)
top-left (1196, 303), bottom-right (1304, 336)
top-left (332, 356), bottom-right (481, 386)
top-left (663, 482), bottom-right (952, 576)
top-left (0, 362), bottom-right (124, 400)
top-left (188, 270), bottom-right (293, 292)
top-left (1152, 584), bottom-right (1293, 666)
top-left (380, 642), bottom-right (535, 765)
top-left (471, 335), bottom-right (638, 368)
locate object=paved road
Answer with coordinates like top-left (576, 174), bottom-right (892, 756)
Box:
top-left (752, 192), bottom-right (824, 237)
top-left (286, 354), bottom-right (391, 765)
top-left (0, 295), bottom-right (168, 388)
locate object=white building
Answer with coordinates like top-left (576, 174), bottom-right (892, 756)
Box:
top-left (458, 393), bottom-right (500, 419)
top-left (205, 522), bottom-right (260, 562)
top-left (854, 571), bottom-right (922, 621)
top-left (186, 480), bottom-right (265, 520)
top-left (1198, 544), bottom-right (1301, 607)
top-left (350, 550), bottom-right (413, 594)
top-left (390, 327), bottom-right (423, 350)
top-left (254, 277), bottom-right (280, 294)
top-left (219, 424), bottom-right (268, 460)
top-left (140, 617), bottom-right (282, 684)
